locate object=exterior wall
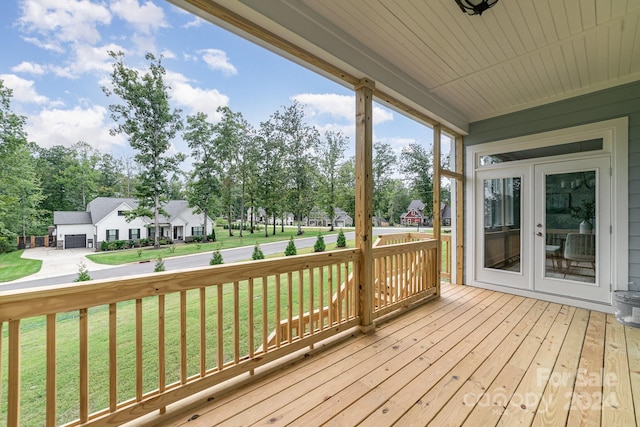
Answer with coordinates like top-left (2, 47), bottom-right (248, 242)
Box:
top-left (179, 209), bottom-right (214, 237)
top-left (464, 81), bottom-right (640, 289)
top-left (95, 209), bottom-right (148, 247)
top-left (56, 224), bottom-right (94, 248)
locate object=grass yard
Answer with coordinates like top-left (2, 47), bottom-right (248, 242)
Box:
top-left (86, 227), bottom-right (345, 265)
top-left (0, 250), bottom-right (42, 283)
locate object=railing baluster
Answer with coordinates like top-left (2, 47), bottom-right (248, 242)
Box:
top-left (180, 291), bottom-right (187, 384)
top-left (298, 270), bottom-right (304, 338)
top-left (344, 262), bottom-right (350, 318)
top-left (233, 282), bottom-right (239, 365)
top-left (262, 276), bottom-right (268, 352)
top-left (337, 263), bottom-right (342, 322)
top-left (79, 308), bottom-right (88, 423)
top-left (287, 272), bottom-right (293, 343)
top-left (249, 278), bottom-right (254, 358)
top-left (8, 320), bottom-right (20, 426)
top-left (109, 304), bottom-right (117, 412)
top-left (136, 299), bottom-right (143, 401)
top-left (200, 288), bottom-right (206, 377)
top-left (319, 266), bottom-right (324, 330)
top-left (275, 274), bottom-right (282, 346)
top-left (219, 284), bottom-right (225, 369)
top-left (46, 314), bottom-right (56, 427)
top-left (308, 268), bottom-right (314, 332)
top-left (328, 266), bottom-right (333, 325)
top-left (158, 295), bottom-right (166, 414)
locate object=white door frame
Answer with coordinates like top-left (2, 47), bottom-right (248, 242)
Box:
top-left (465, 117), bottom-right (628, 312)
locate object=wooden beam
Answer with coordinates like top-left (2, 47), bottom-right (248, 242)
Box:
top-left (355, 78), bottom-right (375, 332)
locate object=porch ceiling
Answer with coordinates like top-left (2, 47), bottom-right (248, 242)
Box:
top-left (171, 0), bottom-right (640, 135)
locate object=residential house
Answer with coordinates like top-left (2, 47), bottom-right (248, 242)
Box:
top-left (53, 197), bottom-right (214, 250)
top-left (400, 199), bottom-right (427, 226)
top-left (333, 208), bottom-right (353, 228)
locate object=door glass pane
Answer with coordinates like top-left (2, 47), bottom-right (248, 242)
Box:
top-left (483, 177), bottom-right (521, 271)
top-left (544, 171), bottom-right (596, 283)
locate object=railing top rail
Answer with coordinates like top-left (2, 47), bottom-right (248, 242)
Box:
top-left (0, 248), bottom-right (361, 322)
top-left (372, 239), bottom-right (438, 257)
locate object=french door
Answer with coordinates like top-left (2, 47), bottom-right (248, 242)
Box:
top-left (475, 157), bottom-right (611, 303)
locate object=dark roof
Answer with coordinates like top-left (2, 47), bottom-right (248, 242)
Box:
top-left (53, 211), bottom-right (92, 225)
top-left (407, 200), bottom-right (425, 212)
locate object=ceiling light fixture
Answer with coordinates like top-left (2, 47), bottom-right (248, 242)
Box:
top-left (454, 0), bottom-right (499, 16)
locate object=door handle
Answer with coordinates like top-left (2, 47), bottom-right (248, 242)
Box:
top-left (536, 232), bottom-right (543, 236)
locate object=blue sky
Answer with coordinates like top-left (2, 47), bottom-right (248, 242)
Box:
top-left (0, 0), bottom-right (435, 164)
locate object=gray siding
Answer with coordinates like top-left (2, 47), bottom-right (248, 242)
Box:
top-left (464, 81), bottom-right (640, 289)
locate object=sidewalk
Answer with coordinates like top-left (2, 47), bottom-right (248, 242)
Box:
top-left (10, 247), bottom-right (116, 283)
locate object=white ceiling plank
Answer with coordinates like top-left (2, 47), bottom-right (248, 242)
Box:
top-left (561, 41), bottom-right (583, 90)
top-left (565, 0), bottom-right (584, 35)
top-left (534, 0), bottom-right (559, 45)
top-left (573, 37), bottom-right (592, 86)
top-left (549, 0), bottom-right (572, 40)
top-left (611, 0), bottom-right (629, 18)
top-left (630, 14), bottom-right (640, 73)
top-left (619, 14), bottom-right (639, 75)
top-left (608, 21), bottom-right (622, 80)
top-left (550, 44), bottom-right (573, 93)
top-left (596, 0), bottom-right (612, 24)
top-left (580, 0), bottom-right (598, 30)
top-left (518, 1), bottom-right (548, 48)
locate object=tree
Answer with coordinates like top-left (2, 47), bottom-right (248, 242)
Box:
top-left (318, 130), bottom-right (347, 231)
top-left (210, 249), bottom-right (223, 265)
top-left (184, 112), bottom-right (219, 241)
top-left (0, 80), bottom-right (44, 242)
top-left (313, 234), bottom-right (326, 252)
top-left (336, 228), bottom-right (346, 248)
top-left (335, 157), bottom-right (356, 219)
top-left (97, 153), bottom-right (124, 197)
top-left (284, 236), bottom-right (297, 256)
top-left (74, 261), bottom-right (92, 282)
top-left (62, 141), bottom-right (101, 209)
top-left (252, 243), bottom-right (265, 260)
top-left (400, 143), bottom-right (434, 218)
top-left (103, 51), bottom-right (185, 248)
top-left (273, 101), bottom-right (320, 235)
top-left (236, 120), bottom-right (258, 237)
top-left (256, 118), bottom-right (286, 237)
top-left (373, 142), bottom-right (397, 223)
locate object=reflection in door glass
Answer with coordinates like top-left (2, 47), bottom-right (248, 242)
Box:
top-left (544, 171), bottom-right (596, 283)
top-left (483, 177), bottom-right (521, 272)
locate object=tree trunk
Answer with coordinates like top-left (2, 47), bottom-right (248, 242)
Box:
top-left (203, 209), bottom-right (208, 242)
top-left (154, 193), bottom-right (160, 249)
top-left (250, 196), bottom-right (255, 234)
top-left (272, 213), bottom-right (276, 236)
top-left (228, 203), bottom-right (233, 237)
top-left (239, 182), bottom-right (245, 238)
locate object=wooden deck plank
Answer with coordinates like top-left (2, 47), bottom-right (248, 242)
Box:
top-left (153, 284), bottom-right (639, 427)
top-left (566, 311), bottom-right (606, 427)
top-left (461, 304), bottom-right (576, 426)
top-left (317, 293), bottom-right (518, 426)
top-left (172, 285), bottom-right (487, 426)
top-left (627, 324), bottom-right (640, 427)
top-left (375, 297), bottom-right (543, 425)
top-left (601, 314), bottom-right (636, 426)
top-left (413, 299), bottom-right (549, 426)
top-left (224, 290), bottom-right (505, 426)
top-left (530, 308), bottom-right (591, 427)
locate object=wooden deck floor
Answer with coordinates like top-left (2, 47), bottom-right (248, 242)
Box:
top-left (159, 282), bottom-right (640, 427)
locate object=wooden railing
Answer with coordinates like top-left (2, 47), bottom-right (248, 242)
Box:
top-left (0, 250), bottom-right (360, 426)
top-left (372, 234), bottom-right (440, 319)
top-left (375, 232), bottom-right (451, 280)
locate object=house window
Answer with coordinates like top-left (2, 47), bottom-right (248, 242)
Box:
top-left (192, 226), bottom-right (204, 237)
top-left (118, 210), bottom-right (126, 216)
top-left (106, 229), bottom-right (119, 241)
top-left (129, 229), bottom-right (140, 240)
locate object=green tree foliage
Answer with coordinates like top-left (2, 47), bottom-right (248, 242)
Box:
top-left (318, 130), bottom-right (348, 231)
top-left (313, 234), bottom-right (326, 253)
top-left (386, 179), bottom-right (412, 225)
top-left (0, 80), bottom-right (44, 240)
top-left (335, 157), bottom-right (356, 220)
top-left (236, 120), bottom-right (258, 237)
top-left (74, 261), bottom-right (92, 282)
top-left (400, 143), bottom-right (434, 218)
top-left (62, 141), bottom-right (101, 209)
top-left (97, 153), bottom-right (125, 197)
top-left (252, 243), bottom-right (265, 260)
top-left (154, 257), bottom-right (166, 272)
top-left (284, 236), bottom-right (297, 256)
top-left (210, 249), bottom-right (223, 265)
top-left (336, 228), bottom-right (346, 248)
top-left (373, 142), bottom-right (397, 223)
top-left (257, 117), bottom-right (286, 237)
top-left (272, 101), bottom-right (320, 235)
top-left (103, 51), bottom-right (185, 248)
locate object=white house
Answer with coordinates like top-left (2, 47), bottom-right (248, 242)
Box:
top-left (53, 197), bottom-right (215, 250)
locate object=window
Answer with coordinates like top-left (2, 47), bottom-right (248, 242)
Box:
top-left (118, 210), bottom-right (126, 216)
top-left (129, 229), bottom-right (140, 240)
top-left (192, 226), bottom-right (204, 237)
top-left (106, 229), bottom-right (119, 241)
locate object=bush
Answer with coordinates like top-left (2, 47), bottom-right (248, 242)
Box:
top-left (74, 261), bottom-right (92, 282)
top-left (336, 229), bottom-right (346, 248)
top-left (284, 237), bottom-right (297, 256)
top-left (107, 242), bottom-right (117, 251)
top-left (154, 257), bottom-right (165, 272)
top-left (208, 230), bottom-right (216, 241)
top-left (252, 243), bottom-right (265, 260)
top-left (115, 240), bottom-right (126, 250)
top-left (210, 249), bottom-right (223, 265)
top-left (314, 234), bottom-right (326, 253)
top-left (0, 235), bottom-right (17, 254)
top-left (137, 249), bottom-right (143, 258)
top-left (100, 241), bottom-right (108, 251)
top-left (139, 238), bottom-right (149, 247)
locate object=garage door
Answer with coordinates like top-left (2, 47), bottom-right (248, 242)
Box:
top-left (65, 234), bottom-right (86, 249)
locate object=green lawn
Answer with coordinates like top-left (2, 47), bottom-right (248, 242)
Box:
top-left (0, 250), bottom-right (42, 283)
top-left (86, 226), bottom-right (347, 265)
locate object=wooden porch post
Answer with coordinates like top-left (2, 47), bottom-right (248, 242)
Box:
top-left (355, 78), bottom-right (375, 332)
top-left (455, 135), bottom-right (464, 284)
top-left (433, 125), bottom-right (442, 296)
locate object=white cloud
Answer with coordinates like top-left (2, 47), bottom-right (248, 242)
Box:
top-left (110, 0), bottom-right (168, 34)
top-left (292, 93), bottom-right (394, 125)
top-left (0, 74), bottom-right (50, 105)
top-left (166, 71), bottom-right (229, 119)
top-left (11, 61), bottom-right (46, 75)
top-left (183, 17), bottom-right (203, 29)
top-left (199, 49), bottom-right (237, 75)
top-left (26, 104), bottom-right (126, 151)
top-left (18, 0), bottom-right (112, 47)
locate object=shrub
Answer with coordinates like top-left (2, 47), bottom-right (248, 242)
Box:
top-left (193, 235), bottom-right (203, 243)
top-left (0, 234), bottom-right (17, 254)
top-left (207, 230), bottom-right (216, 242)
top-left (252, 243), bottom-right (265, 260)
top-left (100, 241), bottom-right (108, 251)
top-left (107, 242), bottom-right (117, 251)
top-left (154, 257), bottom-right (165, 272)
top-left (115, 240), bottom-right (126, 250)
top-left (284, 237), bottom-right (297, 256)
top-left (139, 238), bottom-right (149, 247)
top-left (210, 249), bottom-right (223, 265)
top-left (314, 234), bottom-right (326, 253)
top-left (159, 239), bottom-right (169, 246)
top-left (74, 261), bottom-right (92, 282)
top-left (336, 229), bottom-right (346, 248)
top-left (168, 244), bottom-right (176, 254)
top-left (136, 249), bottom-right (143, 258)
